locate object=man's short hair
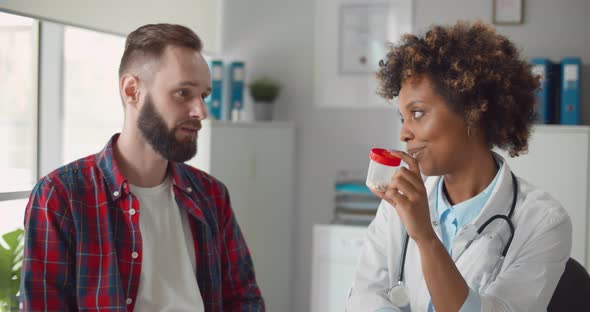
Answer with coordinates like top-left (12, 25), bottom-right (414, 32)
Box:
top-left (118, 23), bottom-right (202, 78)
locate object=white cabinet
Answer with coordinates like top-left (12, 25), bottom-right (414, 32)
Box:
top-left (498, 125), bottom-right (590, 268)
top-left (310, 224), bottom-right (367, 312)
top-left (187, 120), bottom-right (294, 311)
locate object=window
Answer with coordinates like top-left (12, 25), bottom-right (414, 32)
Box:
top-left (62, 26), bottom-right (125, 163)
top-left (0, 12), bottom-right (37, 194)
top-left (0, 15), bottom-right (36, 307)
top-left (0, 11), bottom-right (37, 235)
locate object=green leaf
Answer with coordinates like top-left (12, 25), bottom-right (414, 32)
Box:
top-left (14, 244), bottom-right (23, 255)
top-left (1, 230), bottom-right (23, 251)
top-left (0, 252), bottom-right (11, 289)
top-left (10, 278), bottom-right (20, 298)
top-left (0, 229), bottom-right (24, 308)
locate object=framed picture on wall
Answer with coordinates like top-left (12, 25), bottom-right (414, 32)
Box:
top-left (493, 0), bottom-right (524, 25)
top-left (315, 0), bottom-right (413, 108)
top-left (338, 1), bottom-right (412, 75)
top-left (338, 3), bottom-right (390, 74)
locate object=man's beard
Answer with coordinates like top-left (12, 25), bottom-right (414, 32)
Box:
top-left (137, 94), bottom-right (200, 163)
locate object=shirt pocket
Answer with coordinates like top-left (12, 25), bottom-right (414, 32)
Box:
top-left (455, 231), bottom-right (506, 293)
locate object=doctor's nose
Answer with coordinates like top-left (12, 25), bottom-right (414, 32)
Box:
top-left (399, 123), bottom-right (414, 143)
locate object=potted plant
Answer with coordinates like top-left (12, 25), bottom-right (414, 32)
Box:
top-left (0, 229), bottom-right (24, 312)
top-left (248, 77), bottom-right (281, 121)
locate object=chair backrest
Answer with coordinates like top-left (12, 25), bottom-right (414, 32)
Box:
top-left (547, 257), bottom-right (590, 311)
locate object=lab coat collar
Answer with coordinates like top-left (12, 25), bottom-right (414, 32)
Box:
top-left (425, 152), bottom-right (516, 258)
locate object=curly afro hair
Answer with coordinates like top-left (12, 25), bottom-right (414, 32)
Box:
top-left (377, 21), bottom-right (540, 157)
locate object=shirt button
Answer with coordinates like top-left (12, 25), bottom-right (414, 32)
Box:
top-left (131, 252), bottom-right (139, 259)
top-left (186, 187), bottom-right (192, 193)
top-left (113, 191), bottom-right (120, 197)
top-left (129, 208), bottom-right (136, 216)
top-left (126, 298), bottom-right (133, 305)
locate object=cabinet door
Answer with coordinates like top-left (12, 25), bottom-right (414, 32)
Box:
top-left (311, 225), bottom-right (367, 312)
top-left (499, 126), bottom-right (590, 267)
top-left (208, 125), bottom-right (253, 223)
top-left (208, 124), bottom-right (294, 312)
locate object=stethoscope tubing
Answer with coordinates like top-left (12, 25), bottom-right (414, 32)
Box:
top-left (396, 172), bottom-right (518, 285)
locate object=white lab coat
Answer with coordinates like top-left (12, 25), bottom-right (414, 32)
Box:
top-left (346, 155), bottom-right (572, 312)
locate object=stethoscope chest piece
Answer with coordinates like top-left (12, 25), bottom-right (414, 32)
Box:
top-left (388, 282), bottom-right (410, 311)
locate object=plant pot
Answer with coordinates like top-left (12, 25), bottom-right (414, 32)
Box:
top-left (253, 101), bottom-right (274, 121)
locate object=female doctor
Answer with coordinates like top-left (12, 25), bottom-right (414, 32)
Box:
top-left (346, 21), bottom-right (572, 312)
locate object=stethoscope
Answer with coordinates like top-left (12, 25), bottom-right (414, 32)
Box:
top-left (388, 172), bottom-right (518, 308)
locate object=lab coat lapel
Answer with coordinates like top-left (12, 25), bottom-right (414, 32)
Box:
top-left (452, 153), bottom-right (516, 270)
top-left (471, 153), bottom-right (514, 231)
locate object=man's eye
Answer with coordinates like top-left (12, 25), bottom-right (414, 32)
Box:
top-left (177, 89), bottom-right (189, 97)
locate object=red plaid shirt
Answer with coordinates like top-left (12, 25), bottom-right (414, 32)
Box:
top-left (20, 134), bottom-right (265, 311)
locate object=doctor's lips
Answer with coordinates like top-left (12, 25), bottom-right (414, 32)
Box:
top-left (407, 147), bottom-right (425, 159)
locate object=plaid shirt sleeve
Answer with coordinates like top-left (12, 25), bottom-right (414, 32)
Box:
top-left (20, 177), bottom-right (77, 311)
top-left (217, 184), bottom-right (265, 311)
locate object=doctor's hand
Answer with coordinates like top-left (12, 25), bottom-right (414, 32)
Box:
top-left (370, 150), bottom-right (437, 245)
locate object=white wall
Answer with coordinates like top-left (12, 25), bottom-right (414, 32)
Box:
top-left (0, 0), bottom-right (223, 53)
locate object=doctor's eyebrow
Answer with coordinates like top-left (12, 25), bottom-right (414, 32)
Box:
top-left (397, 100), bottom-right (425, 115)
top-left (403, 100), bottom-right (425, 109)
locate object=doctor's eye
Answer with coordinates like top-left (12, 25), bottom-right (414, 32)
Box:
top-left (411, 111), bottom-right (424, 120)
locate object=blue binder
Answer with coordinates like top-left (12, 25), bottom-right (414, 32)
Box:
top-left (559, 58), bottom-right (582, 125)
top-left (228, 62), bottom-right (245, 121)
top-left (530, 58), bottom-right (559, 124)
top-left (206, 60), bottom-right (223, 120)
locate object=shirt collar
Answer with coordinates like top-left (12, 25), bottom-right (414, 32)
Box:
top-left (436, 160), bottom-right (504, 229)
top-left (96, 133), bottom-right (127, 201)
top-left (96, 133), bottom-right (193, 201)
top-left (169, 161), bottom-right (194, 195)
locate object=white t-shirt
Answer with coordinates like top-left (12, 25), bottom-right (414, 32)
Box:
top-left (130, 177), bottom-right (204, 311)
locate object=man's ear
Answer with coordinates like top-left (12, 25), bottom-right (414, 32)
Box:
top-left (120, 74), bottom-right (141, 109)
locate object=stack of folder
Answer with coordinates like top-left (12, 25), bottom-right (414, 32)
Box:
top-left (332, 171), bottom-right (381, 226)
top-left (530, 57), bottom-right (582, 125)
top-left (205, 60), bottom-right (245, 121)
top-left (207, 60), bottom-right (224, 120)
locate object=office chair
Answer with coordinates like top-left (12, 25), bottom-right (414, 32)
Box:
top-left (547, 257), bottom-right (590, 311)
